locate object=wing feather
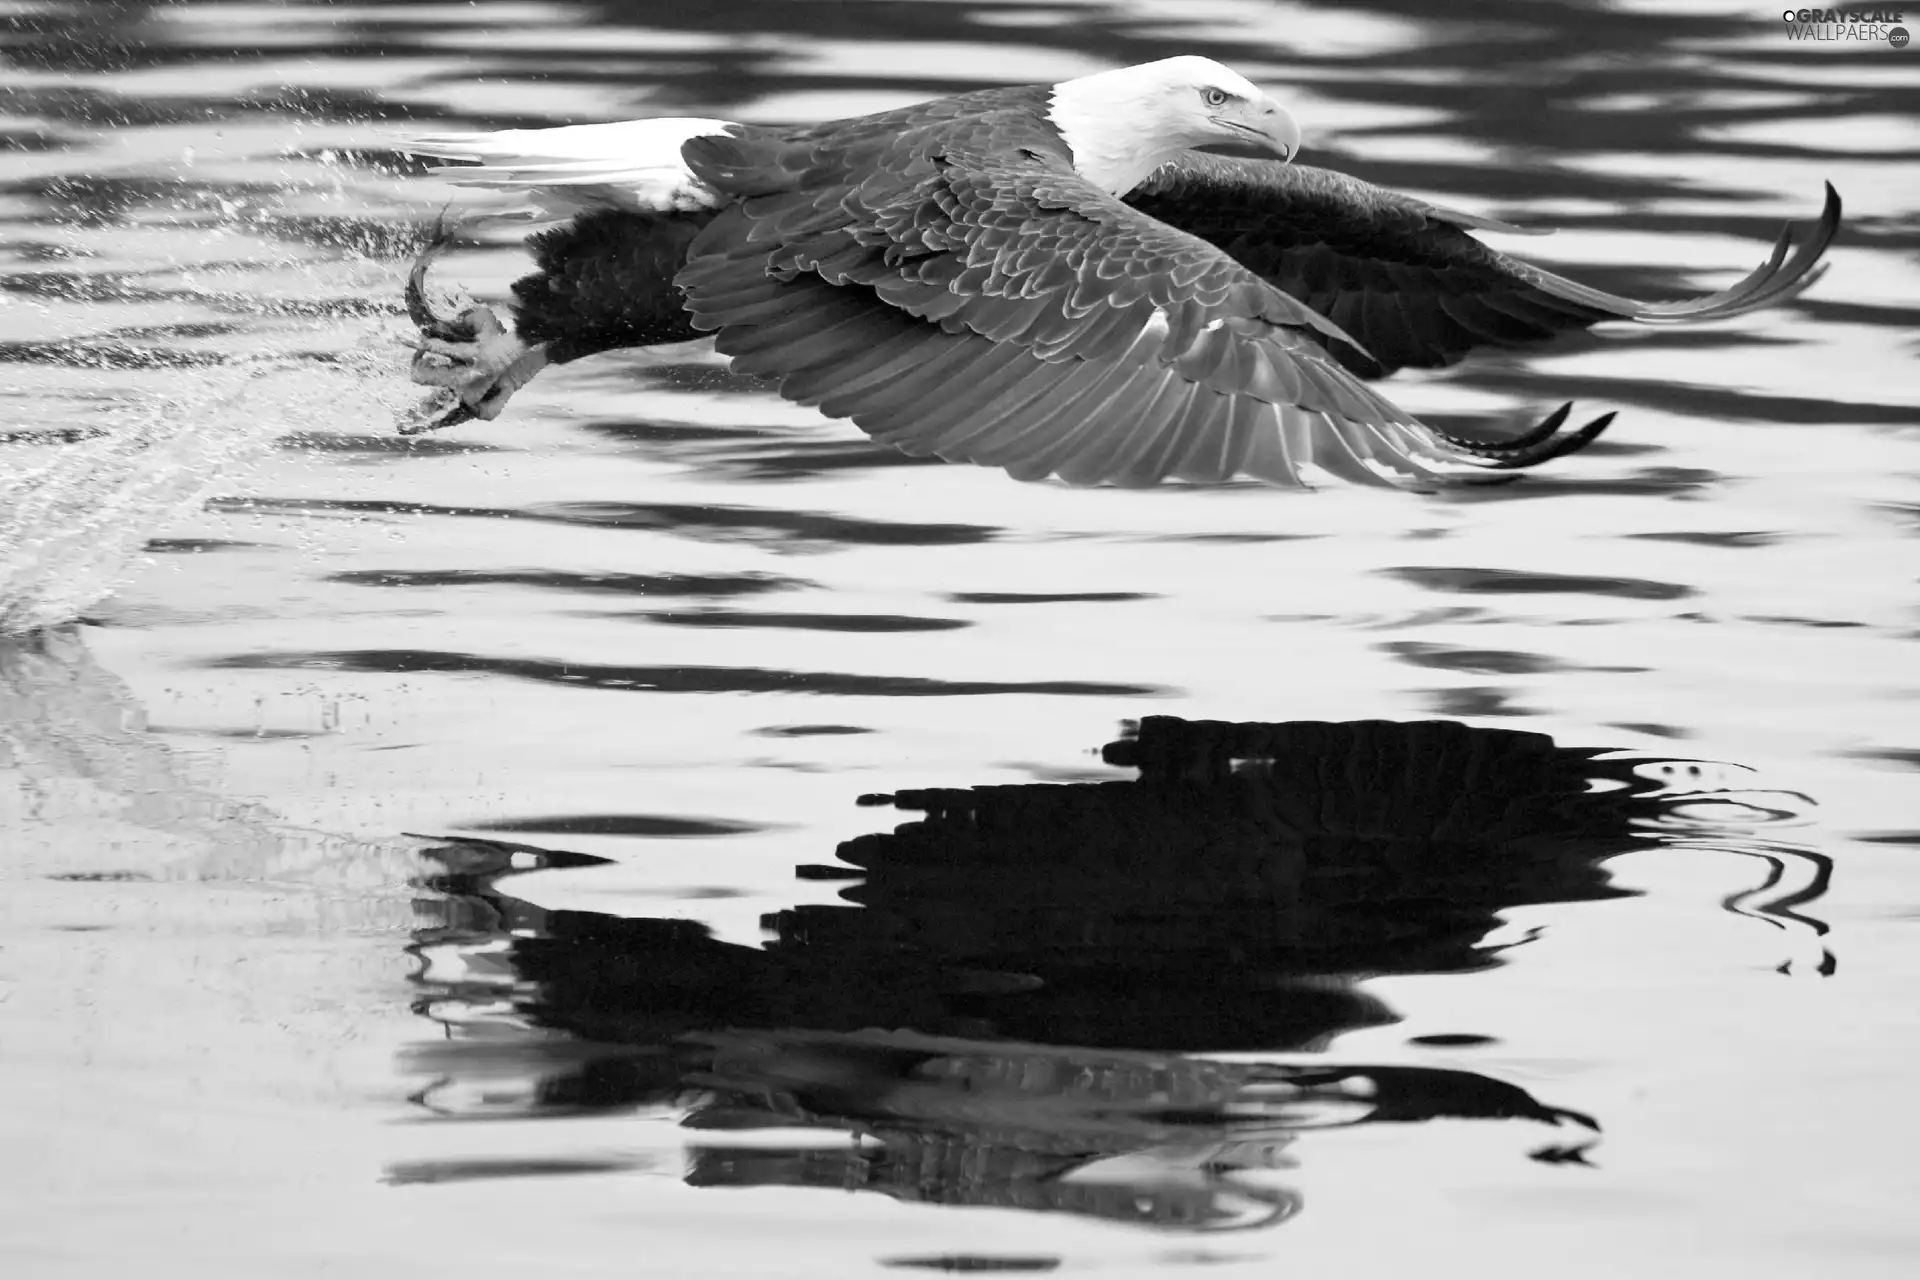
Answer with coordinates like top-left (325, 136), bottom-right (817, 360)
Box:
top-left (1168, 391), bottom-right (1259, 484)
top-left (1240, 408), bottom-right (1303, 487)
top-left (670, 119), bottom-right (1609, 491)
top-left (898, 352), bottom-right (1065, 452)
top-left (401, 119), bottom-right (740, 219)
top-left (1113, 380), bottom-right (1210, 489)
top-left (1059, 367), bottom-right (1192, 487)
top-left (1127, 155), bottom-right (1840, 378)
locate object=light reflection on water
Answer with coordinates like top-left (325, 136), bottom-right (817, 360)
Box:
top-left (3, 0), bottom-right (1919, 1276)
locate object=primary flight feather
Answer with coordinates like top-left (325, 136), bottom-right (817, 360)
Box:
top-left (398, 56), bottom-right (1839, 490)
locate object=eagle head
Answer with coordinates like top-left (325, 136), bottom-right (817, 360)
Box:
top-left (1047, 56), bottom-right (1302, 195)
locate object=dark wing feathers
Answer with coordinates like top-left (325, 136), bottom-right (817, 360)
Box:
top-left (674, 113), bottom-right (1628, 490)
top-left (1127, 154), bottom-right (1839, 379)
top-left (691, 244), bottom-right (1458, 492)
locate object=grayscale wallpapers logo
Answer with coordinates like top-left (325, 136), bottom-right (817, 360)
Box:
top-left (1781, 8), bottom-right (1910, 42)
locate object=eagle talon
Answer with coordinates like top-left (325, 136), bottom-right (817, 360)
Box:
top-left (397, 389), bottom-right (479, 435)
top-left (398, 303), bottom-right (552, 430)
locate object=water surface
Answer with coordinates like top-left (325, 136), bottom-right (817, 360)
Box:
top-left (3, 2), bottom-right (1919, 1276)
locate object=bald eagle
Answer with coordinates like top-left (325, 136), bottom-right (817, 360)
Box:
top-left (400, 56), bottom-right (1839, 491)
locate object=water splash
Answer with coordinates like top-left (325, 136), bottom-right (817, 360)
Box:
top-left (0, 128), bottom-right (426, 636)
top-left (0, 335), bottom-right (410, 635)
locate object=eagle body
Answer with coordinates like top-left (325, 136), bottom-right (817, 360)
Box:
top-left (402, 57), bottom-right (1839, 490)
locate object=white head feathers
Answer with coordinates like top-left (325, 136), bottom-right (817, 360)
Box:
top-left (1046, 56), bottom-right (1302, 196)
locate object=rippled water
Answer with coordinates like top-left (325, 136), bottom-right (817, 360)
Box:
top-left (3, 1), bottom-right (1919, 1276)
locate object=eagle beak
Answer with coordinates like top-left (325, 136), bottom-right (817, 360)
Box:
top-left (1255, 98), bottom-right (1302, 163)
top-left (1207, 98), bottom-right (1302, 164)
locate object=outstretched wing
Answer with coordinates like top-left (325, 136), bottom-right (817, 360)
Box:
top-left (1125, 155), bottom-right (1841, 379)
top-left (674, 114), bottom-right (1606, 491)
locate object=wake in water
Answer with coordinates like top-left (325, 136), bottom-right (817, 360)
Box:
top-left (0, 337), bottom-right (413, 635)
top-left (0, 623), bottom-right (415, 891)
top-left (0, 137), bottom-right (438, 635)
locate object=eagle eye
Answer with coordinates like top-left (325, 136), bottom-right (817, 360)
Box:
top-left (1201, 87), bottom-right (1230, 108)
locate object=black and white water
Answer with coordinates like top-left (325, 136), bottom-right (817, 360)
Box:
top-left (2, 3), bottom-right (1917, 1276)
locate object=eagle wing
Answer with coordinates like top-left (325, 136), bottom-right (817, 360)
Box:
top-left (1125, 155), bottom-right (1841, 379)
top-left (403, 118), bottom-right (738, 222)
top-left (675, 119), bottom-right (1606, 490)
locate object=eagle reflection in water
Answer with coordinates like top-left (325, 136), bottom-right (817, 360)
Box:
top-left (399, 716), bottom-right (1825, 1233)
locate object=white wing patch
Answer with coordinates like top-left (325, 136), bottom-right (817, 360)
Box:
top-left (404, 118), bottom-right (739, 221)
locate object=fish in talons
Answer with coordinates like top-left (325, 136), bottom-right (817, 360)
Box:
top-left (399, 227), bottom-right (551, 435)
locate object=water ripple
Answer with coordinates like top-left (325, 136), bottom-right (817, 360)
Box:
top-left (463, 814), bottom-right (769, 838)
top-left (639, 610), bottom-right (970, 633)
top-left (208, 496), bottom-right (997, 547)
top-left (207, 648), bottom-right (1165, 698)
top-left (327, 568), bottom-right (807, 597)
top-left (1384, 566), bottom-right (1697, 601)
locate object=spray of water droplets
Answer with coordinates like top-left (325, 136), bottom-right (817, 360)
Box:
top-left (0, 142), bottom-right (433, 635)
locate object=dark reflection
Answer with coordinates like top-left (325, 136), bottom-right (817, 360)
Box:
top-left (1440, 467), bottom-right (1719, 502)
top-left (1883, 504), bottom-right (1920, 536)
top-left (141, 538), bottom-right (270, 554)
top-left (1408, 1033), bottom-right (1497, 1048)
top-left (204, 495), bottom-right (996, 548)
top-left (1464, 369), bottom-right (1919, 430)
top-left (46, 870), bottom-right (155, 883)
top-left (403, 716), bottom-right (1826, 1230)
top-left (0, 426), bottom-right (108, 444)
top-left (465, 814), bottom-right (768, 838)
top-left (1385, 566), bottom-right (1696, 601)
top-left (0, 267), bottom-right (396, 320)
top-left (1426, 687), bottom-right (1539, 719)
top-left (578, 420), bottom-right (772, 444)
top-left (1744, 614), bottom-right (1869, 631)
top-left (1628, 531), bottom-right (1781, 549)
top-left (1849, 748), bottom-right (1920, 771)
top-left (882, 1257), bottom-right (1061, 1273)
top-left (697, 442), bottom-right (950, 481)
top-left (1610, 722), bottom-right (1689, 741)
top-left (0, 339), bottom-right (224, 370)
top-left (522, 499), bottom-right (994, 547)
top-left (385, 1156), bottom-right (655, 1186)
top-left (0, 173), bottom-right (277, 225)
top-left (948, 591), bottom-right (1157, 605)
top-left (1154, 534), bottom-right (1316, 546)
top-left (579, 418), bottom-right (947, 479)
top-left (642, 609), bottom-right (970, 633)
top-left (327, 568), bottom-right (808, 597)
top-left (210, 648), bottom-right (1160, 697)
top-left (754, 724), bottom-right (873, 737)
top-left (1381, 641), bottom-right (1646, 676)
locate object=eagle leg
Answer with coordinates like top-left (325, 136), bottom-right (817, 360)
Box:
top-left (397, 221), bottom-right (552, 434)
top-left (402, 310), bottom-right (551, 433)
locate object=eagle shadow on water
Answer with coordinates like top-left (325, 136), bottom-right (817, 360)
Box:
top-left (396, 56), bottom-right (1839, 493)
top-left (397, 715), bottom-right (1828, 1233)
